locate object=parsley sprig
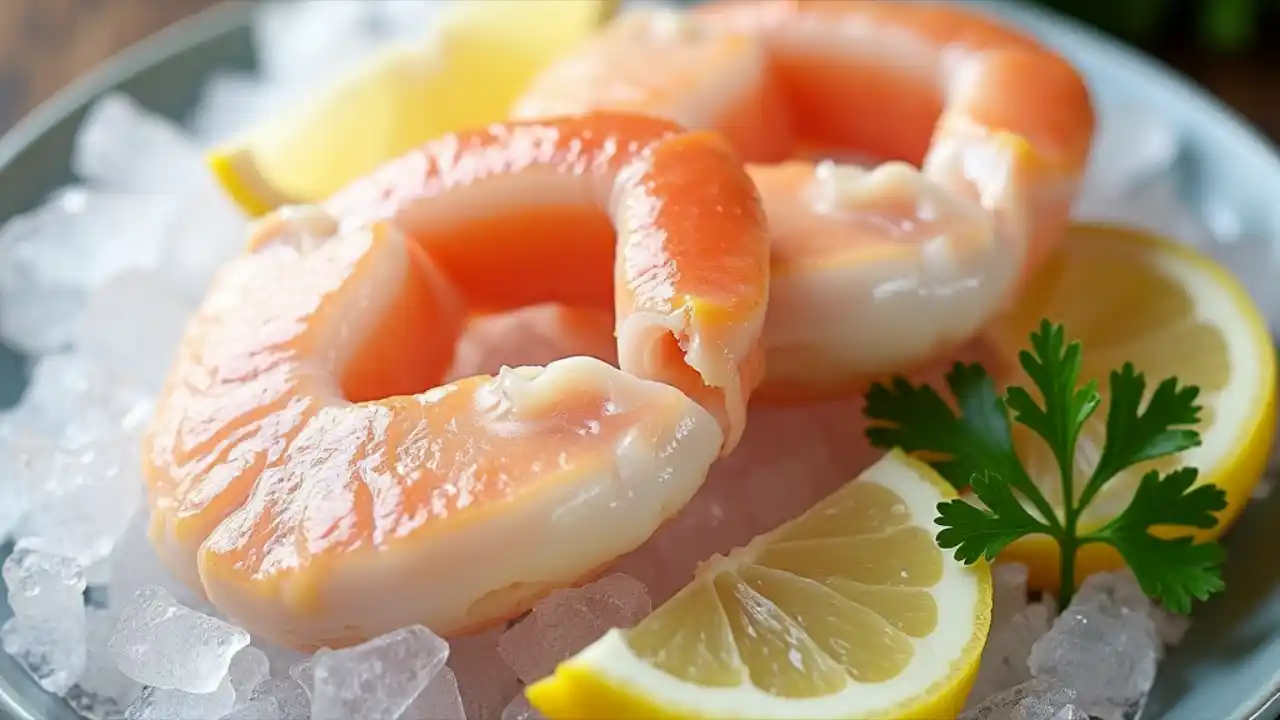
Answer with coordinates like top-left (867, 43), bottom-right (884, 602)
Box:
top-left (864, 320), bottom-right (1227, 612)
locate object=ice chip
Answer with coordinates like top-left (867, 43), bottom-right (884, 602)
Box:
top-left (992, 563), bottom-right (1030, 618)
top-left (125, 679), bottom-right (236, 720)
top-left (108, 585), bottom-right (250, 694)
top-left (502, 694), bottom-right (545, 720)
top-left (66, 608), bottom-right (144, 720)
top-left (288, 657), bottom-right (314, 698)
top-left (188, 71), bottom-right (273, 145)
top-left (1, 545), bottom-right (88, 694)
top-left (400, 667), bottom-right (466, 720)
top-left (160, 181), bottom-right (249, 299)
top-left (250, 677), bottom-right (310, 720)
top-left (499, 574), bottom-right (651, 683)
top-left (1071, 570), bottom-right (1191, 649)
top-left (968, 596), bottom-right (1055, 706)
top-left (75, 269), bottom-right (195, 392)
top-left (450, 628), bottom-right (521, 720)
top-left (220, 697), bottom-right (282, 720)
top-left (15, 352), bottom-right (152, 441)
top-left (0, 188), bottom-right (175, 355)
top-left (252, 0), bottom-right (383, 89)
top-left (959, 677), bottom-right (1076, 720)
top-left (1028, 573), bottom-right (1159, 720)
top-left (3, 544), bottom-right (86, 616)
top-left (309, 625), bottom-right (449, 720)
top-left (228, 646), bottom-right (271, 703)
top-left (74, 94), bottom-right (205, 192)
top-left (0, 429), bottom-right (31, 540)
top-left (1051, 706), bottom-right (1089, 720)
top-left (19, 436), bottom-right (145, 566)
top-left (105, 508), bottom-right (213, 615)
top-left (1152, 607), bottom-right (1193, 648)
top-left (370, 0), bottom-right (447, 41)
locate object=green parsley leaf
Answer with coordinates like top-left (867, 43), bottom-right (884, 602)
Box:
top-left (864, 364), bottom-right (1023, 492)
top-left (1081, 364), bottom-right (1202, 508)
top-left (1004, 320), bottom-right (1101, 486)
top-left (1085, 468), bottom-right (1227, 613)
top-left (863, 319), bottom-right (1228, 613)
top-left (936, 471), bottom-right (1054, 563)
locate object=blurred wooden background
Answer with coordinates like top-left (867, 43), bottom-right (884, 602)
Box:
top-left (1, 0), bottom-right (1279, 140)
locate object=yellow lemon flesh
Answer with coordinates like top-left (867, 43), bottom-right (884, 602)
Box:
top-left (209, 0), bottom-right (619, 216)
top-left (526, 451), bottom-right (992, 720)
top-left (988, 224), bottom-right (1276, 590)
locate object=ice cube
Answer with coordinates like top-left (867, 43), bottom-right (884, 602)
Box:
top-left (0, 187), bottom-right (175, 355)
top-left (369, 0), bottom-right (446, 42)
top-left (125, 679), bottom-right (236, 720)
top-left (250, 677), bottom-right (310, 719)
top-left (250, 640), bottom-right (307, 680)
top-left (498, 574), bottom-right (651, 683)
top-left (449, 628), bottom-right (521, 720)
top-left (74, 94), bottom-right (206, 192)
top-left (1028, 573), bottom-right (1159, 720)
top-left (105, 508), bottom-right (213, 616)
top-left (992, 563), bottom-right (1030, 619)
top-left (228, 646), bottom-right (271, 703)
top-left (1, 545), bottom-right (88, 694)
top-left (19, 436), bottom-right (145, 567)
top-left (14, 352), bottom-right (152, 441)
top-left (967, 597), bottom-right (1055, 706)
top-left (74, 269), bottom-right (195, 392)
top-left (1051, 706), bottom-right (1089, 720)
top-left (400, 667), bottom-right (465, 720)
top-left (1070, 570), bottom-right (1190, 649)
top-left (249, 676), bottom-right (309, 712)
top-left (959, 677), bottom-right (1077, 720)
top-left (309, 625), bottom-right (449, 720)
top-left (288, 657), bottom-right (314, 699)
top-left (3, 545), bottom-right (86, 621)
top-left (66, 608), bottom-right (144, 720)
top-left (219, 697), bottom-right (282, 720)
top-left (0, 423), bottom-right (41, 541)
top-left (108, 585), bottom-right (250, 694)
top-left (1152, 607), bottom-right (1193, 648)
top-left (252, 0), bottom-right (384, 89)
top-left (502, 694), bottom-right (544, 720)
top-left (188, 71), bottom-right (273, 145)
top-left (159, 179), bottom-right (249, 299)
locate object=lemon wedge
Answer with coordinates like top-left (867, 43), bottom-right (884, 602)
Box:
top-left (525, 451), bottom-right (992, 720)
top-left (209, 0), bottom-right (620, 216)
top-left (988, 224), bottom-right (1277, 590)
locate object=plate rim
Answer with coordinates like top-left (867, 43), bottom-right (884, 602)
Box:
top-left (0, 1), bottom-right (1277, 719)
top-left (0, 1), bottom-right (252, 195)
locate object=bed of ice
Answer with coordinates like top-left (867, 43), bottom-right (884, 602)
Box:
top-left (1, 1), bottom-right (1280, 719)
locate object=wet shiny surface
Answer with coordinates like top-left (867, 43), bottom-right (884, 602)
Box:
top-left (139, 113), bottom-right (779, 647)
top-left (513, 0), bottom-right (1096, 396)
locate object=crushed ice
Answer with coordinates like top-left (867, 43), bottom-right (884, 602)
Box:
top-left (0, 1), bottom-right (1278, 719)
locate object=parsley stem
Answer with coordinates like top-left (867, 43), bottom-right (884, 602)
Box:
top-left (1056, 435), bottom-right (1078, 608)
top-left (1058, 512), bottom-right (1078, 608)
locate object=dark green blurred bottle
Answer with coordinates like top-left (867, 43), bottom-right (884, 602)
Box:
top-left (1031, 0), bottom-right (1271, 53)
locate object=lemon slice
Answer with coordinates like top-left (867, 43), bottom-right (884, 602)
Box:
top-left (987, 224), bottom-right (1277, 590)
top-left (209, 0), bottom-right (619, 216)
top-left (525, 451), bottom-right (992, 720)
